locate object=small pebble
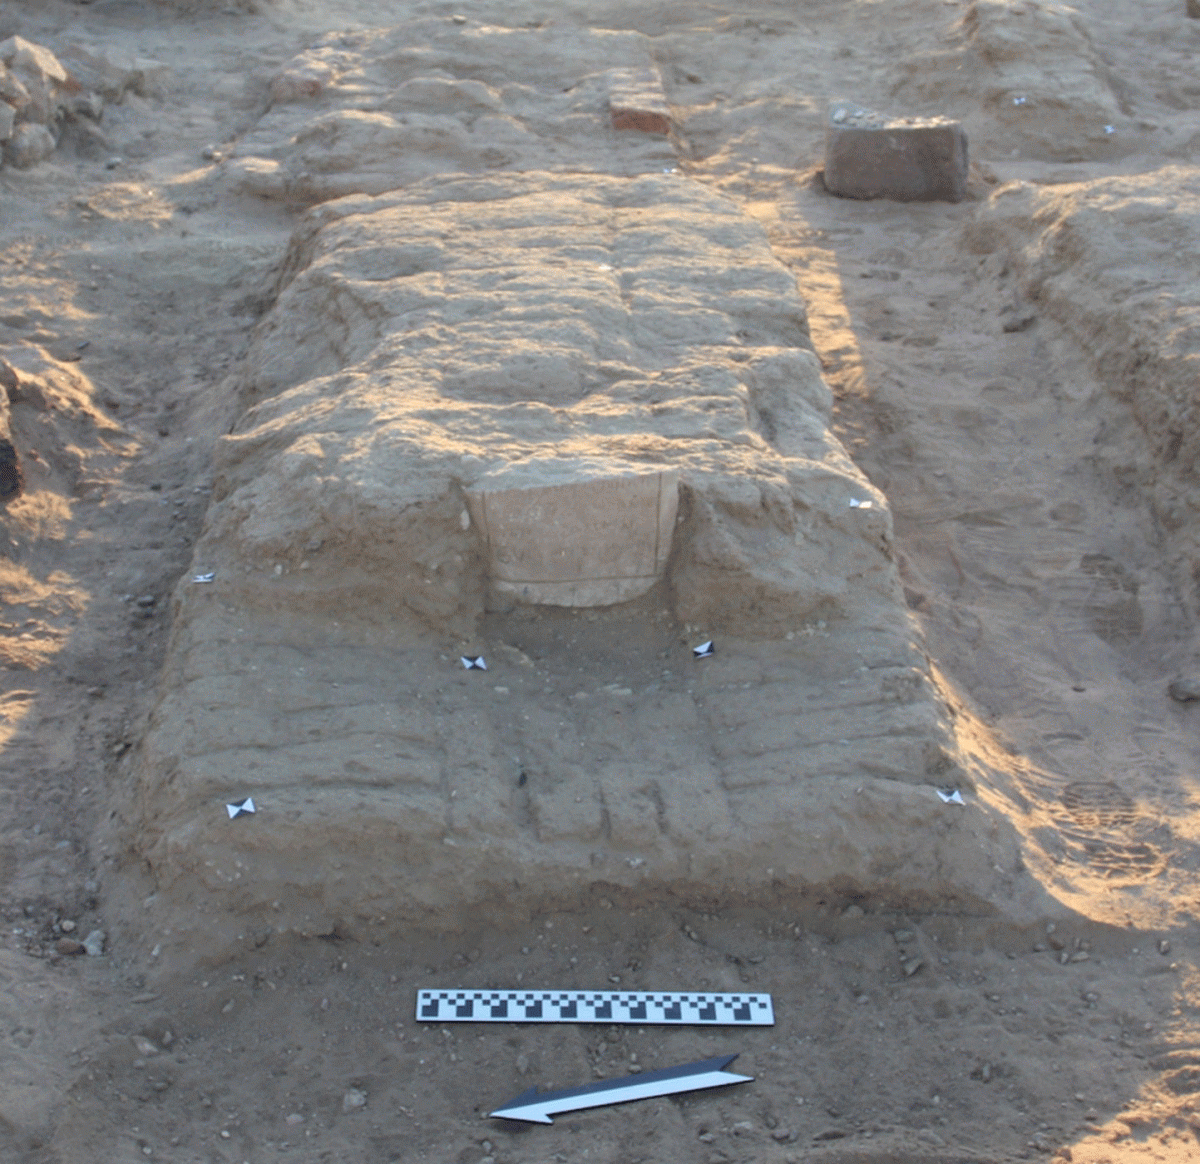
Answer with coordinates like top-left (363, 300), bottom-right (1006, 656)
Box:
top-left (1158, 939), bottom-right (1171, 955)
top-left (285, 1113), bottom-right (304, 1126)
top-left (60, 919), bottom-right (76, 933)
top-left (55, 937), bottom-right (84, 956)
top-left (343, 1088), bottom-right (367, 1112)
top-left (82, 929), bottom-right (106, 956)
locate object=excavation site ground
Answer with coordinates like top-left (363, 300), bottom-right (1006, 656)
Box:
top-left (3, 0), bottom-right (1200, 1161)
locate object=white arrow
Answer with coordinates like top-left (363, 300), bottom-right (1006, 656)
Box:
top-left (489, 1053), bottom-right (752, 1124)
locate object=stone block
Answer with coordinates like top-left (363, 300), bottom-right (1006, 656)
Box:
top-left (56, 42), bottom-right (168, 100)
top-left (5, 122), bottom-right (55, 169)
top-left (607, 66), bottom-right (672, 134)
top-left (823, 101), bottom-right (969, 203)
top-left (0, 65), bottom-right (30, 114)
top-left (0, 36), bottom-right (67, 84)
top-left (465, 469), bottom-right (679, 607)
top-left (1189, 0), bottom-right (1200, 17)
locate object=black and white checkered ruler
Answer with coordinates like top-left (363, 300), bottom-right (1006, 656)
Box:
top-left (416, 989), bottom-right (774, 1026)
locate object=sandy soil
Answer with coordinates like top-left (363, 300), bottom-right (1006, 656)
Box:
top-left (3, 0), bottom-right (1200, 1161)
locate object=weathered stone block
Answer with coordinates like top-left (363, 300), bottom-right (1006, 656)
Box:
top-left (0, 65), bottom-right (30, 114)
top-left (823, 101), bottom-right (969, 203)
top-left (607, 66), bottom-right (672, 134)
top-left (465, 469), bottom-right (678, 607)
top-left (0, 36), bottom-right (67, 84)
top-left (5, 122), bottom-right (55, 169)
top-left (56, 42), bottom-right (168, 100)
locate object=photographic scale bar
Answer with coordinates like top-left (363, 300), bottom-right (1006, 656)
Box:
top-left (416, 989), bottom-right (775, 1025)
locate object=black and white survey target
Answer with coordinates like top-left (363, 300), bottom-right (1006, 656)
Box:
top-left (416, 989), bottom-right (775, 1026)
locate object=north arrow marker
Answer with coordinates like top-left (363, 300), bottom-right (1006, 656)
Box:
top-left (489, 1053), bottom-right (752, 1124)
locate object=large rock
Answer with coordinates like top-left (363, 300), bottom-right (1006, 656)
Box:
top-left (0, 36), bottom-right (68, 128)
top-left (823, 101), bottom-right (969, 202)
top-left (123, 170), bottom-right (1040, 954)
top-left (0, 36), bottom-right (67, 85)
top-left (4, 123), bottom-right (55, 169)
top-left (57, 41), bottom-right (170, 101)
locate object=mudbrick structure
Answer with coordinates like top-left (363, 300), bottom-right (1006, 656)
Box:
top-left (4, 3), bottom-right (1200, 1160)
top-left (124, 168), bottom-right (1035, 950)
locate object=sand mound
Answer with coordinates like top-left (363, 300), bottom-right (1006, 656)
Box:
top-left (962, 167), bottom-right (1200, 653)
top-left (119, 169), bottom-right (1041, 952)
top-left (887, 0), bottom-right (1135, 163)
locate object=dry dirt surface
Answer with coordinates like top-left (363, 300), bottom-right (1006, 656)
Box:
top-left (3, 0), bottom-right (1200, 1161)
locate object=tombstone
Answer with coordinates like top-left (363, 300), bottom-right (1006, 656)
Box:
top-left (466, 468), bottom-right (679, 607)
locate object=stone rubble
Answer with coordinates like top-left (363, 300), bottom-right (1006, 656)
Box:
top-left (0, 35), bottom-right (168, 168)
